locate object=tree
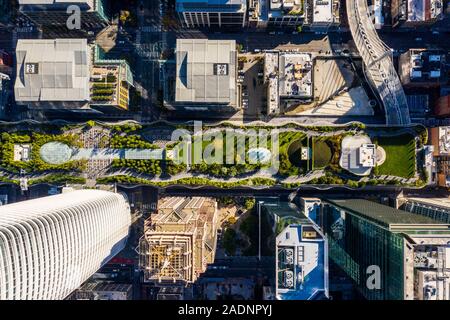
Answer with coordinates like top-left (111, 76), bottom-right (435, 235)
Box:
top-left (244, 198), bottom-right (256, 210)
top-left (120, 11), bottom-right (130, 25)
top-left (86, 120), bottom-right (96, 128)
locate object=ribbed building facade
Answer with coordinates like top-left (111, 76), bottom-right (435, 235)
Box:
top-left (0, 190), bottom-right (131, 300)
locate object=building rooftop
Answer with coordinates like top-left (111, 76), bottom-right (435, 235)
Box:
top-left (279, 53), bottom-right (312, 97)
top-left (175, 39), bottom-right (237, 107)
top-left (313, 0), bottom-right (333, 23)
top-left (436, 127), bottom-right (450, 155)
top-left (399, 49), bottom-right (446, 85)
top-left (176, 0), bottom-right (246, 12)
top-left (276, 223), bottom-right (327, 300)
top-left (15, 39), bottom-right (90, 103)
top-left (140, 196), bottom-right (217, 284)
top-left (407, 0), bottom-right (443, 21)
top-left (406, 197), bottom-right (450, 210)
top-left (269, 0), bottom-right (304, 15)
top-left (324, 199), bottom-right (450, 230)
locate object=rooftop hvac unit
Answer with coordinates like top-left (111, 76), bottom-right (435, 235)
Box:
top-left (284, 271), bottom-right (294, 288)
top-left (285, 248), bottom-right (294, 264)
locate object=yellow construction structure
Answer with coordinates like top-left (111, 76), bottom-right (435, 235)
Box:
top-left (139, 197), bottom-right (218, 285)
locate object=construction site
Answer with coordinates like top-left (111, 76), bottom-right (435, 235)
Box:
top-left (139, 197), bottom-right (219, 293)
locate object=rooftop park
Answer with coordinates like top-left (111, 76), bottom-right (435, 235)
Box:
top-left (0, 122), bottom-right (427, 189)
top-left (373, 134), bottom-right (416, 179)
top-left (0, 131), bottom-right (86, 174)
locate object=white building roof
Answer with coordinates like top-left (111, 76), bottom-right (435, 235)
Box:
top-left (15, 39), bottom-right (90, 102)
top-left (175, 39), bottom-right (237, 106)
top-left (313, 0), bottom-right (333, 23)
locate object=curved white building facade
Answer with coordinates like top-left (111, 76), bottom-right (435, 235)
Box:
top-left (0, 190), bottom-right (131, 300)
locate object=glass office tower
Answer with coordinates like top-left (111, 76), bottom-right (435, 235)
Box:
top-left (322, 199), bottom-right (450, 300)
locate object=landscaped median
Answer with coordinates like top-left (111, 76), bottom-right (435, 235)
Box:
top-left (96, 175), bottom-right (277, 188)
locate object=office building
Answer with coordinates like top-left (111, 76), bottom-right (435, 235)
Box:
top-left (391, 0), bottom-right (408, 26)
top-left (399, 49), bottom-right (446, 87)
top-left (176, 0), bottom-right (247, 28)
top-left (266, 0), bottom-right (339, 29)
top-left (166, 39), bottom-right (238, 112)
top-left (264, 50), bottom-right (313, 115)
top-left (15, 39), bottom-right (90, 110)
top-left (139, 197), bottom-right (218, 286)
top-left (321, 199), bottom-right (450, 300)
top-left (429, 127), bottom-right (450, 187)
top-left (401, 197), bottom-right (450, 224)
top-left (268, 0), bottom-right (306, 27)
top-left (0, 190), bottom-right (131, 300)
top-left (264, 202), bottom-right (329, 300)
top-left (90, 46), bottom-right (134, 112)
top-left (0, 72), bottom-right (10, 119)
top-left (407, 0), bottom-right (443, 23)
top-left (18, 0), bottom-right (109, 32)
top-left (435, 95), bottom-right (450, 117)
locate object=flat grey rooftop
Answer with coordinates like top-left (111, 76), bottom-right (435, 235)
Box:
top-left (175, 39), bottom-right (237, 106)
top-left (15, 39), bottom-right (90, 103)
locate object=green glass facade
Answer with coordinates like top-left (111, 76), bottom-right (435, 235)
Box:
top-left (323, 204), bottom-right (405, 300)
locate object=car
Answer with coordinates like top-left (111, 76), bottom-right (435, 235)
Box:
top-left (277, 31), bottom-right (284, 35)
top-left (415, 37), bottom-right (422, 41)
top-left (257, 72), bottom-right (263, 77)
top-left (254, 49), bottom-right (261, 53)
top-left (292, 31), bottom-right (299, 35)
top-left (432, 30), bottom-right (439, 35)
top-left (118, 40), bottom-right (125, 44)
top-left (242, 91), bottom-right (249, 97)
top-left (269, 31), bottom-right (276, 35)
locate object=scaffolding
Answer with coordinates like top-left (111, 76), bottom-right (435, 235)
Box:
top-left (139, 197), bottom-right (218, 284)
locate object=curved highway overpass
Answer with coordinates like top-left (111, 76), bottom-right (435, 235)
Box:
top-left (347, 0), bottom-right (411, 126)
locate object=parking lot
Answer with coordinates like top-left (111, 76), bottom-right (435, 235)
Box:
top-left (238, 53), bottom-right (266, 121)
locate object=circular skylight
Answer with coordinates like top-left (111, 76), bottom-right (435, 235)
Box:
top-left (247, 148), bottom-right (272, 164)
top-left (40, 142), bottom-right (73, 165)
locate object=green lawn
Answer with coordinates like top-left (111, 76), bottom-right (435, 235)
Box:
top-left (312, 138), bottom-right (332, 169)
top-left (376, 134), bottom-right (416, 178)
